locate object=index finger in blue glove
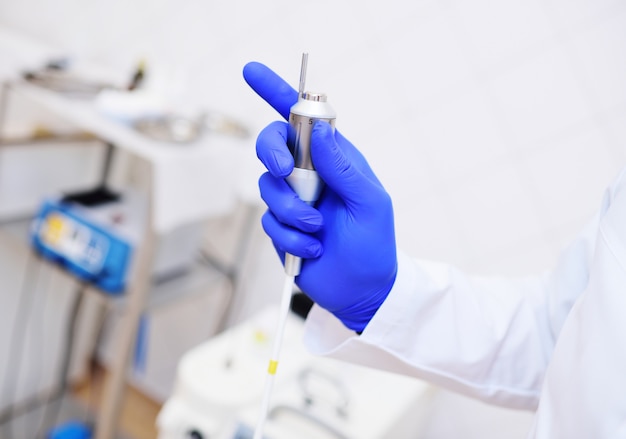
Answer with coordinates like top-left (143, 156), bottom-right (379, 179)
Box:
top-left (243, 62), bottom-right (298, 120)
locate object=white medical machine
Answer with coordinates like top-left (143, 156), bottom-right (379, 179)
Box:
top-left (157, 306), bottom-right (434, 439)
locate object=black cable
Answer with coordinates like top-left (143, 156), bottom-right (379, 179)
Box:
top-left (81, 297), bottom-right (111, 431)
top-left (36, 283), bottom-right (87, 438)
top-left (198, 203), bottom-right (261, 332)
top-left (27, 261), bottom-right (54, 439)
top-left (0, 252), bottom-right (42, 437)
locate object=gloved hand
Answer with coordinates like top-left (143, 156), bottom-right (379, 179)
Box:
top-left (243, 61), bottom-right (398, 332)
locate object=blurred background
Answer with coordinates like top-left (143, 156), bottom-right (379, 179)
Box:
top-left (0, 0), bottom-right (625, 438)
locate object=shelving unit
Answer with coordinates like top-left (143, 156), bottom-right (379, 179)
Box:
top-left (0, 74), bottom-right (248, 439)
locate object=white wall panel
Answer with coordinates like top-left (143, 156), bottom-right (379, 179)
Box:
top-left (1, 1), bottom-right (626, 437)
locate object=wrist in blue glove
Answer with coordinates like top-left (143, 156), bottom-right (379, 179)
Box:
top-left (243, 61), bottom-right (398, 333)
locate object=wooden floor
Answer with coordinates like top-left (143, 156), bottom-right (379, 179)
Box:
top-left (71, 365), bottom-right (162, 439)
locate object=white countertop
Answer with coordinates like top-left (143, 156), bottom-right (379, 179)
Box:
top-left (0, 26), bottom-right (260, 233)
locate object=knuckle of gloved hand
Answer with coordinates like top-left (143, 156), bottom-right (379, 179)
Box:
top-left (261, 205), bottom-right (300, 237)
top-left (258, 173), bottom-right (286, 206)
top-left (369, 182), bottom-right (391, 203)
top-left (261, 211), bottom-right (319, 257)
top-left (370, 187), bottom-right (394, 219)
top-left (257, 123), bottom-right (289, 171)
top-left (378, 187), bottom-right (393, 207)
top-left (261, 210), bottom-right (281, 237)
top-left (258, 171), bottom-right (272, 189)
top-left (260, 208), bottom-right (272, 226)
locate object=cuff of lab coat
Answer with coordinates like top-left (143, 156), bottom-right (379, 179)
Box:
top-left (303, 250), bottom-right (419, 354)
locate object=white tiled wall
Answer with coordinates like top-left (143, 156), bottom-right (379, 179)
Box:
top-left (1, 0), bottom-right (625, 437)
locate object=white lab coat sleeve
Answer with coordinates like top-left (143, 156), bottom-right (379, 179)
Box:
top-left (527, 171), bottom-right (626, 438)
top-left (303, 213), bottom-right (601, 410)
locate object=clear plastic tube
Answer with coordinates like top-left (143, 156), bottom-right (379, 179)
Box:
top-left (252, 273), bottom-right (295, 439)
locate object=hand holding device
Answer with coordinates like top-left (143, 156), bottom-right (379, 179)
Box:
top-left (243, 60), bottom-right (398, 333)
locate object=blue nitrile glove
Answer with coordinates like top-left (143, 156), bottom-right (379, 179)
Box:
top-left (243, 61), bottom-right (398, 332)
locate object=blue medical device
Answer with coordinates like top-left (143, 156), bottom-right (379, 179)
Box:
top-left (31, 190), bottom-right (133, 294)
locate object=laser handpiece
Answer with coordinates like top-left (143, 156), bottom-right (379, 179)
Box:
top-left (284, 53), bottom-right (337, 276)
top-left (252, 53), bottom-right (336, 439)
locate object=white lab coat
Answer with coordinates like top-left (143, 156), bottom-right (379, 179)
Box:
top-left (303, 169), bottom-right (626, 438)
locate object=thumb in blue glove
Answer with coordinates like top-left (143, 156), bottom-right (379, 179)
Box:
top-left (243, 61), bottom-right (397, 332)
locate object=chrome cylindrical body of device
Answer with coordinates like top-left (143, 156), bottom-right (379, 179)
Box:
top-left (284, 92), bottom-right (336, 277)
top-left (288, 92), bottom-right (336, 170)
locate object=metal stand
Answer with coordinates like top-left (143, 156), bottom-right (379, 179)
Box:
top-left (95, 182), bottom-right (155, 439)
top-left (0, 79), bottom-right (159, 439)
